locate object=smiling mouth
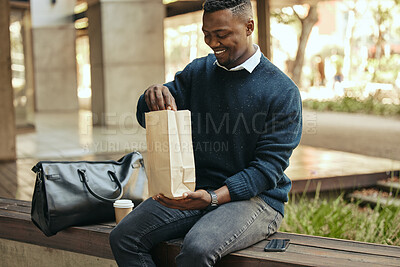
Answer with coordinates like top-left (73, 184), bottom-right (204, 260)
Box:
top-left (214, 49), bottom-right (226, 55)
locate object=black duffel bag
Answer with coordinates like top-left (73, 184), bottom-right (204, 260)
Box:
top-left (31, 151), bottom-right (148, 236)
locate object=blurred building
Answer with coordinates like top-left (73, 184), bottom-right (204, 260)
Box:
top-left (2, 0), bottom-right (399, 161)
top-left (1, 0), bottom-right (273, 161)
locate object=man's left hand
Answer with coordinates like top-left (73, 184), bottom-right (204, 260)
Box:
top-left (154, 190), bottom-right (211, 210)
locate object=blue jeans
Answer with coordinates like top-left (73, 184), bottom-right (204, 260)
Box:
top-left (109, 196), bottom-right (282, 267)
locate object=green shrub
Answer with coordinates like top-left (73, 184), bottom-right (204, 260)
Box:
top-left (280, 191), bottom-right (400, 246)
top-left (303, 96), bottom-right (400, 116)
top-left (367, 55), bottom-right (400, 84)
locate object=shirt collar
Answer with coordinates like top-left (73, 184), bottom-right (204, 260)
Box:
top-left (214, 44), bottom-right (261, 73)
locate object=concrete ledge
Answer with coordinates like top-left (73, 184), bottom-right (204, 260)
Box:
top-left (0, 238), bottom-right (116, 267)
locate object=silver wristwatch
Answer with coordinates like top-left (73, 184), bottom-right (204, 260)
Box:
top-left (207, 190), bottom-right (218, 209)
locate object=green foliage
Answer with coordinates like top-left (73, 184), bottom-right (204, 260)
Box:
top-left (271, 7), bottom-right (300, 31)
top-left (303, 96), bottom-right (400, 116)
top-left (318, 45), bottom-right (344, 60)
top-left (367, 55), bottom-right (400, 84)
top-left (281, 192), bottom-right (400, 246)
top-left (271, 8), bottom-right (297, 24)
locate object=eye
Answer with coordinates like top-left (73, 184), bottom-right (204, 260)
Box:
top-left (217, 34), bottom-right (228, 39)
top-left (204, 33), bottom-right (211, 42)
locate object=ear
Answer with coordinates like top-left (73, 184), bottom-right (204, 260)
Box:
top-left (246, 19), bottom-right (255, 36)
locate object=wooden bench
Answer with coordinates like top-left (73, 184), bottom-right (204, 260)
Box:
top-left (1, 197), bottom-right (400, 266)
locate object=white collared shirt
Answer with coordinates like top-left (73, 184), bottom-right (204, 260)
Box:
top-left (214, 44), bottom-right (261, 73)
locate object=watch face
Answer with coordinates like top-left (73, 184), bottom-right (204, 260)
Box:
top-left (207, 190), bottom-right (218, 206)
top-left (211, 193), bottom-right (218, 206)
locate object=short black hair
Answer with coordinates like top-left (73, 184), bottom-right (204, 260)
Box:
top-left (203, 0), bottom-right (253, 20)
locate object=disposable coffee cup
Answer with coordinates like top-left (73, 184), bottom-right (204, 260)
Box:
top-left (113, 199), bottom-right (134, 224)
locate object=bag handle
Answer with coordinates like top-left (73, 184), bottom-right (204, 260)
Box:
top-left (77, 169), bottom-right (123, 203)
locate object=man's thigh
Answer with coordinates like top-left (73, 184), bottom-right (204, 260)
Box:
top-left (113, 197), bottom-right (204, 249)
top-left (179, 197), bottom-right (282, 260)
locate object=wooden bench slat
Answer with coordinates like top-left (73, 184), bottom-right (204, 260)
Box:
top-left (218, 255), bottom-right (311, 267)
top-left (269, 232), bottom-right (400, 258)
top-left (0, 202), bottom-right (31, 213)
top-left (2, 197), bottom-right (400, 267)
top-left (4, 197), bottom-right (398, 258)
top-left (161, 237), bottom-right (400, 267)
top-left (0, 208), bottom-right (114, 235)
top-left (0, 210), bottom-right (114, 259)
top-left (271, 243), bottom-right (399, 266)
top-left (298, 243), bottom-right (400, 265)
top-left (222, 249), bottom-right (380, 267)
top-left (0, 197), bottom-right (31, 207)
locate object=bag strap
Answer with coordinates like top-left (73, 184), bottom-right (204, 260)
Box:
top-left (77, 169), bottom-right (123, 203)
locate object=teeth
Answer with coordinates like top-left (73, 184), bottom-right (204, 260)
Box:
top-left (215, 50), bottom-right (225, 55)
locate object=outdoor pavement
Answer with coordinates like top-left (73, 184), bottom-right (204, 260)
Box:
top-left (16, 110), bottom-right (147, 160)
top-left (3, 110), bottom-right (399, 201)
top-left (301, 109), bottom-right (400, 161)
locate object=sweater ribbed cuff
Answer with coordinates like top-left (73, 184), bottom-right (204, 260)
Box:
top-left (136, 95), bottom-right (150, 128)
top-left (225, 173), bottom-right (252, 201)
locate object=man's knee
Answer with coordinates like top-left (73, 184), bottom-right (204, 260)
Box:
top-left (176, 238), bottom-right (219, 266)
top-left (109, 225), bottom-right (124, 251)
top-left (109, 223), bottom-right (139, 253)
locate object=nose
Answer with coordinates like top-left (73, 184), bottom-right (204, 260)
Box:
top-left (207, 36), bottom-right (220, 49)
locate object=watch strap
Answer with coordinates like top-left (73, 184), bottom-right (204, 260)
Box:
top-left (206, 190), bottom-right (218, 207)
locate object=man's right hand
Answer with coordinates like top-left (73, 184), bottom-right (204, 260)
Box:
top-left (144, 85), bottom-right (177, 111)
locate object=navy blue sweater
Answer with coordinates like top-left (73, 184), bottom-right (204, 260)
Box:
top-left (137, 54), bottom-right (302, 216)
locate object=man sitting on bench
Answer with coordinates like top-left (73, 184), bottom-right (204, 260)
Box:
top-left (109, 0), bottom-right (302, 266)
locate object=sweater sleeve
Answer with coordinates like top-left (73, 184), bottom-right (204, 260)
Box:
top-left (224, 86), bottom-right (302, 201)
top-left (136, 63), bottom-right (192, 128)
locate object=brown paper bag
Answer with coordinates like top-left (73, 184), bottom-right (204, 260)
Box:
top-left (145, 110), bottom-right (196, 199)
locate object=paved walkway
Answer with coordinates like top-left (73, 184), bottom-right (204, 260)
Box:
top-left (301, 109), bottom-right (400, 160)
top-left (287, 146), bottom-right (400, 181)
top-left (16, 110), bottom-right (146, 159)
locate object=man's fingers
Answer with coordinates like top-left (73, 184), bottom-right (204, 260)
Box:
top-left (170, 97), bottom-right (178, 111)
top-left (162, 88), bottom-right (177, 111)
top-left (147, 89), bottom-right (159, 111)
top-left (185, 191), bottom-right (201, 199)
top-left (163, 89), bottom-right (172, 109)
top-left (156, 195), bottom-right (185, 209)
top-left (154, 87), bottom-right (166, 110)
top-left (144, 90), bottom-right (152, 110)
top-left (144, 85), bottom-right (176, 111)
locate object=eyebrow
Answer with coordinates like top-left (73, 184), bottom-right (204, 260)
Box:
top-left (202, 28), bottom-right (230, 33)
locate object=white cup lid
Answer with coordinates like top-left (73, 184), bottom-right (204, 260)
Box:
top-left (113, 199), bottom-right (134, 208)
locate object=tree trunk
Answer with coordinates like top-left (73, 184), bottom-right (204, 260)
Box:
top-left (290, 5), bottom-right (319, 86)
top-left (375, 28), bottom-right (384, 59)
